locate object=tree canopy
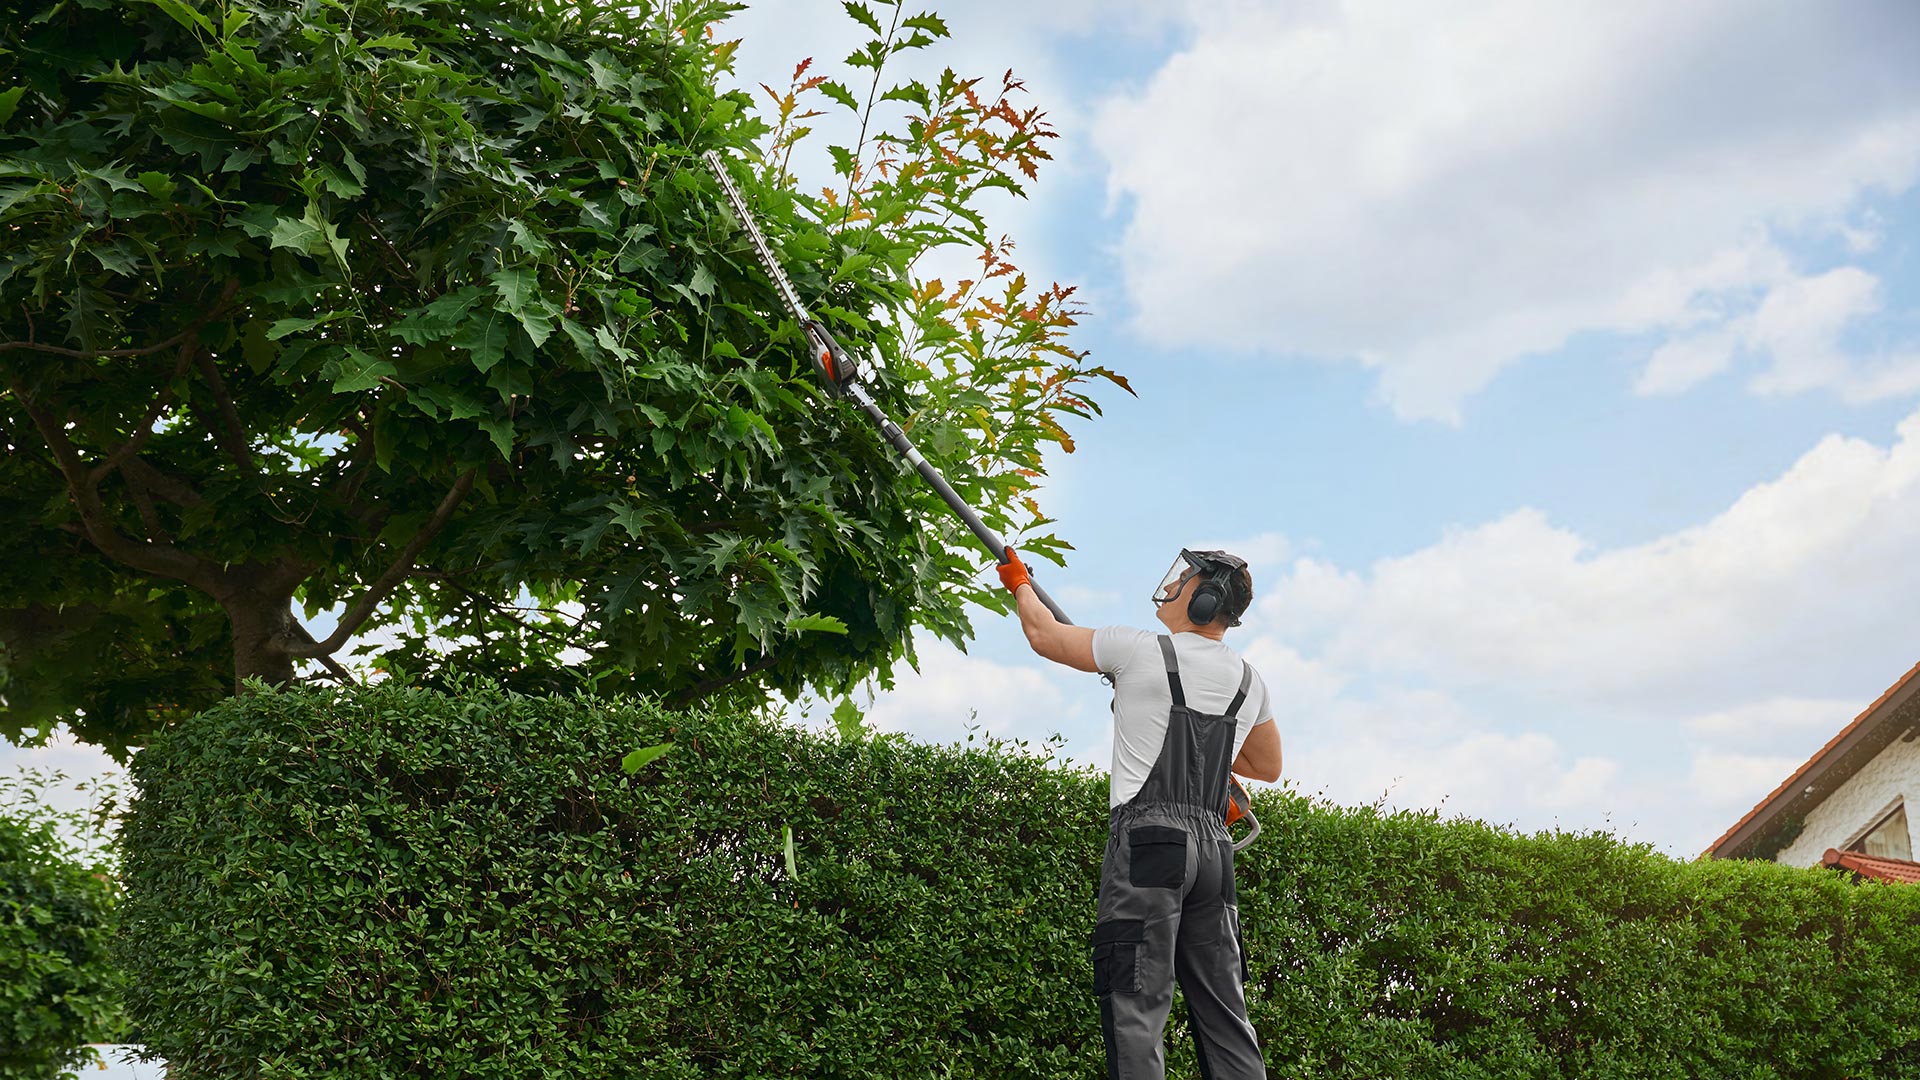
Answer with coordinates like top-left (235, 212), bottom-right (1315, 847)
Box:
top-left (0, 0), bottom-right (1125, 755)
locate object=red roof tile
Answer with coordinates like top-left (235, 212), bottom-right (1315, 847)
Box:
top-left (1822, 848), bottom-right (1920, 885)
top-left (1703, 660), bottom-right (1920, 859)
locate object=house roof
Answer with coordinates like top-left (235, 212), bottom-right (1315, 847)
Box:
top-left (1702, 660), bottom-right (1920, 861)
top-left (1822, 848), bottom-right (1920, 885)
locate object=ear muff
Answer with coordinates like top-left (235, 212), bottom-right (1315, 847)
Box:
top-left (1187, 575), bottom-right (1226, 625)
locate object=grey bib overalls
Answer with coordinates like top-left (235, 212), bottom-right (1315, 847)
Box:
top-left (1092, 636), bottom-right (1266, 1080)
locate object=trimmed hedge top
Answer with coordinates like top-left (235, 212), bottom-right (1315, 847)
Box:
top-left (118, 684), bottom-right (1920, 1078)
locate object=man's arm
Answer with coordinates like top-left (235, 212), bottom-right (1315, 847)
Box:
top-left (1231, 719), bottom-right (1281, 782)
top-left (1013, 582), bottom-right (1098, 672)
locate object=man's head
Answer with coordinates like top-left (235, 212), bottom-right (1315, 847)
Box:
top-left (1152, 549), bottom-right (1253, 638)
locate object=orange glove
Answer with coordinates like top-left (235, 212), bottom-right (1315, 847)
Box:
top-left (996, 547), bottom-right (1031, 594)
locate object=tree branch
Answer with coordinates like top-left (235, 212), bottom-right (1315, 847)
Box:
top-left (89, 337), bottom-right (200, 483)
top-left (288, 468), bottom-right (478, 658)
top-left (0, 279), bottom-right (240, 357)
top-left (289, 618), bottom-right (359, 686)
top-left (418, 570), bottom-right (581, 652)
top-left (119, 457), bottom-right (205, 508)
top-left (194, 351), bottom-right (258, 477)
top-left (122, 467), bottom-right (167, 541)
top-left (666, 652), bottom-right (781, 709)
top-left (6, 375), bottom-right (226, 591)
top-left (358, 212), bottom-right (417, 284)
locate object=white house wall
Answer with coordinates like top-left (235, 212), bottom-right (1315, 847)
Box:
top-left (1775, 734), bottom-right (1920, 868)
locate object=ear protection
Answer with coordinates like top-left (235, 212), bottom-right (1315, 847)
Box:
top-left (1187, 572), bottom-right (1228, 625)
top-left (1165, 549), bottom-right (1251, 627)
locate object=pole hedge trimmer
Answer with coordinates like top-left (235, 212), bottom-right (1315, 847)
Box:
top-left (703, 151), bottom-right (1261, 851)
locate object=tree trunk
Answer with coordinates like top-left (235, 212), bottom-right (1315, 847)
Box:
top-left (223, 586), bottom-right (300, 694)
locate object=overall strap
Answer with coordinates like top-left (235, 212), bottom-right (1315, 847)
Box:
top-left (1155, 635), bottom-right (1184, 708)
top-left (1226, 661), bottom-right (1253, 718)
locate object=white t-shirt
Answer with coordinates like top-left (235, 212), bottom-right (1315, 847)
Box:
top-left (1092, 626), bottom-right (1275, 808)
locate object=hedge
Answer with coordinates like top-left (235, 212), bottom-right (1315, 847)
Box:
top-left (119, 684), bottom-right (1920, 1078)
top-left (2, 772), bottom-right (126, 1080)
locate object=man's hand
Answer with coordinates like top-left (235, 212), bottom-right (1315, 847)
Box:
top-left (997, 547), bottom-right (1032, 594)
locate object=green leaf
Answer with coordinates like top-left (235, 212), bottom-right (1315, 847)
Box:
top-left (90, 242), bottom-right (140, 277)
top-left (830, 253), bottom-right (875, 285)
top-left (491, 266), bottom-right (539, 311)
top-left (265, 312), bottom-right (348, 340)
top-left (476, 415), bottom-right (514, 459)
top-left (506, 220), bottom-right (552, 258)
top-left (317, 163), bottom-right (363, 198)
top-left (619, 742), bottom-right (672, 774)
top-left (221, 146), bottom-right (264, 173)
top-left (135, 171), bottom-right (174, 199)
top-left (0, 87), bottom-right (25, 128)
top-left (790, 614), bottom-right (850, 637)
top-left (269, 206), bottom-right (349, 271)
top-left (329, 348), bottom-right (396, 394)
top-left (390, 288), bottom-right (482, 345)
top-left (817, 81), bottom-right (859, 111)
top-left (608, 499), bottom-right (649, 539)
top-left (89, 163), bottom-right (143, 193)
top-left (142, 0), bottom-right (215, 36)
top-left (452, 308), bottom-right (513, 372)
top-left (782, 823), bottom-right (798, 880)
top-left (840, 0), bottom-right (883, 34)
top-left (688, 263), bottom-right (716, 298)
top-left (878, 80), bottom-right (930, 109)
top-left (900, 13), bottom-right (950, 37)
top-left (831, 698), bottom-right (867, 742)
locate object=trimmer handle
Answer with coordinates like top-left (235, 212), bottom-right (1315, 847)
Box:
top-left (1226, 776), bottom-right (1262, 853)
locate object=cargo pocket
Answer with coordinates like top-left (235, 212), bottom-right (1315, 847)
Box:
top-left (1091, 918), bottom-right (1145, 995)
top-left (1127, 825), bottom-right (1188, 889)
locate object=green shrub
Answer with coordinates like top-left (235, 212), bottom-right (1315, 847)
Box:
top-left (1, 771), bottom-right (127, 1080)
top-left (118, 684), bottom-right (1920, 1078)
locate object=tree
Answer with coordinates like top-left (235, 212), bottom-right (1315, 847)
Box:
top-left (0, 0), bottom-right (1126, 755)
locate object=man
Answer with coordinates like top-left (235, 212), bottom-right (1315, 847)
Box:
top-left (997, 546), bottom-right (1280, 1080)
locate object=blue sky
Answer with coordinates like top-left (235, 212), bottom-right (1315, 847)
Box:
top-left (8, 1), bottom-right (1920, 864)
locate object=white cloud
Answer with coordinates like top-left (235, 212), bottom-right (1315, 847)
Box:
top-left (862, 638), bottom-right (1084, 742)
top-left (1264, 406), bottom-right (1920, 703)
top-left (1673, 696), bottom-right (1862, 820)
top-left (1745, 268), bottom-right (1920, 402)
top-left (1194, 531), bottom-right (1291, 572)
top-left (1259, 682), bottom-right (1627, 832)
top-left (1634, 320), bottom-right (1746, 396)
top-left (782, 635), bottom-right (1104, 766)
top-left (1092, 0), bottom-right (1920, 421)
top-left (1683, 697), bottom-right (1863, 744)
top-left (1686, 750), bottom-right (1807, 809)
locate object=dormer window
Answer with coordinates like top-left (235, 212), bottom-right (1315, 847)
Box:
top-left (1849, 802), bottom-right (1911, 861)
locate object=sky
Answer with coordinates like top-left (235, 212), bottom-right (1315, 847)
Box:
top-left (8, 0), bottom-right (1920, 864)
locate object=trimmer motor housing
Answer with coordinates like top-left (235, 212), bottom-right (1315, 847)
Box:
top-left (803, 318), bottom-right (861, 397)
